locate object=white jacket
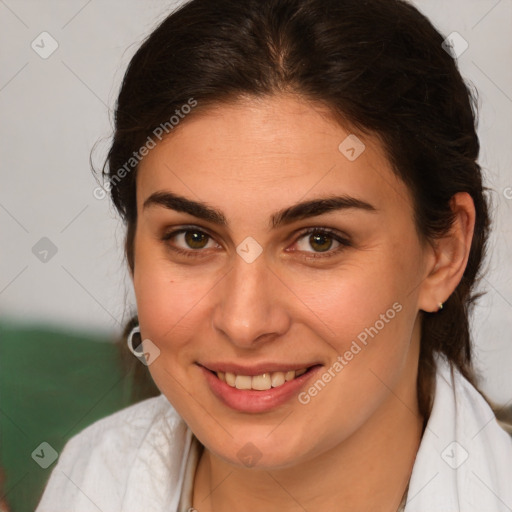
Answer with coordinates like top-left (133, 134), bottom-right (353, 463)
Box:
top-left (35, 352), bottom-right (512, 511)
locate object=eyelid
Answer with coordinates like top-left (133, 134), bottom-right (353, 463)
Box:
top-left (292, 226), bottom-right (350, 244)
top-left (161, 224), bottom-right (216, 242)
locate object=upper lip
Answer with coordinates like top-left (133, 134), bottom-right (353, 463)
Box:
top-left (198, 361), bottom-right (321, 376)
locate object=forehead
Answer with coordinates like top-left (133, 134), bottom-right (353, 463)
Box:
top-left (136, 94), bottom-right (412, 220)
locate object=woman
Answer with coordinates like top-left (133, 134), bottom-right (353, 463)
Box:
top-left (36, 0), bottom-right (512, 510)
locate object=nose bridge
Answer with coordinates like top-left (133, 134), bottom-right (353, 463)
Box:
top-left (212, 252), bottom-right (290, 347)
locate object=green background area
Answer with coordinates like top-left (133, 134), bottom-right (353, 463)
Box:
top-left (0, 319), bottom-right (158, 512)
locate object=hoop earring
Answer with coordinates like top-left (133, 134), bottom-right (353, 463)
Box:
top-left (127, 325), bottom-right (143, 355)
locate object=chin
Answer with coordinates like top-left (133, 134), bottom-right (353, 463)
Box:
top-left (201, 427), bottom-right (317, 470)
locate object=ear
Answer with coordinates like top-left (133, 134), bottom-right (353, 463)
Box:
top-left (418, 192), bottom-right (476, 313)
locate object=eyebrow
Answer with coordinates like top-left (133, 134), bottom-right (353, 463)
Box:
top-left (143, 190), bottom-right (377, 229)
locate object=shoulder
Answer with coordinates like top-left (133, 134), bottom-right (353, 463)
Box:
top-left (57, 393), bottom-right (178, 460)
top-left (73, 392), bottom-right (177, 438)
top-left (497, 417), bottom-right (512, 437)
top-left (36, 394), bottom-right (190, 512)
top-left (435, 354), bottom-right (512, 446)
top-left (449, 359), bottom-right (512, 441)
top-left (406, 354), bottom-right (512, 511)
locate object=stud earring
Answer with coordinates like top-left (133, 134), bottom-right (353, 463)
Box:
top-left (438, 302), bottom-right (444, 311)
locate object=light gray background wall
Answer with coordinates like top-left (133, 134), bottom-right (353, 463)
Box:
top-left (1, 0), bottom-right (511, 403)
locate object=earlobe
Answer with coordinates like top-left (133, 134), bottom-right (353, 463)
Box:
top-left (418, 192), bottom-right (476, 313)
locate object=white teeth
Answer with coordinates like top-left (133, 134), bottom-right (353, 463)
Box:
top-left (270, 372), bottom-right (285, 387)
top-left (217, 368), bottom-right (309, 390)
top-left (225, 372), bottom-right (236, 387)
top-left (285, 370), bottom-right (295, 382)
top-left (235, 375), bottom-right (252, 390)
top-left (251, 373), bottom-right (272, 390)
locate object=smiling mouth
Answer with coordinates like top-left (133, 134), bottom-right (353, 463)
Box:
top-left (211, 366), bottom-right (316, 391)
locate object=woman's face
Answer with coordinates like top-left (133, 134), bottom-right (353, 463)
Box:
top-left (133, 94), bottom-right (431, 468)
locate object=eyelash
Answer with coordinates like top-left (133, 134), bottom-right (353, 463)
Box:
top-left (160, 226), bottom-right (351, 261)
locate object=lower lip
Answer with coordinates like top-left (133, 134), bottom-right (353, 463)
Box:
top-left (199, 365), bottom-right (323, 413)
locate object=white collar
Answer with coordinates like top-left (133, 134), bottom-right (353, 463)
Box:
top-left (404, 352), bottom-right (512, 511)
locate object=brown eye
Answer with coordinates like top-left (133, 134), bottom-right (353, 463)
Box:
top-left (161, 226), bottom-right (220, 258)
top-left (308, 232), bottom-right (334, 252)
top-left (183, 230), bottom-right (210, 249)
top-left (290, 227), bottom-right (351, 260)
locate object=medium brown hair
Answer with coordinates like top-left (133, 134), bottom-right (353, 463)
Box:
top-left (100, 0), bottom-right (493, 420)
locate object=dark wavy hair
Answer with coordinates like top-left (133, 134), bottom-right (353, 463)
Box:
top-left (99, 0), bottom-right (495, 422)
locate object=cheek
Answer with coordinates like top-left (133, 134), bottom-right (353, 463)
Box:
top-left (133, 232), bottom-right (225, 364)
top-left (289, 244), bottom-right (421, 414)
top-left (292, 252), bottom-right (413, 347)
top-left (132, 253), bottom-right (217, 409)
top-left (134, 264), bottom-right (211, 346)
top-left (291, 269), bottom-right (417, 443)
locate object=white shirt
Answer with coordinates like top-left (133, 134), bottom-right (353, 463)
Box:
top-left (35, 352), bottom-right (512, 511)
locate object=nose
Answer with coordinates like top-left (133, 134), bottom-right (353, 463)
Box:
top-left (211, 250), bottom-right (291, 349)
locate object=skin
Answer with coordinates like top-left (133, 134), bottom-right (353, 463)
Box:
top-left (131, 93), bottom-right (475, 511)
